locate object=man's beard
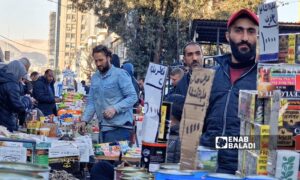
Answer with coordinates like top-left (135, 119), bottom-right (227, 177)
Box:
top-left (230, 39), bottom-right (256, 63)
top-left (98, 61), bottom-right (110, 74)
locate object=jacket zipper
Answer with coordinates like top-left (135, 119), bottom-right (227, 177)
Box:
top-left (221, 64), bottom-right (257, 136)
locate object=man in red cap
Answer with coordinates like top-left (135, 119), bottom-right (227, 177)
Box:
top-left (200, 9), bottom-right (259, 174)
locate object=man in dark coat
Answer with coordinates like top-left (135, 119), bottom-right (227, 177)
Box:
top-left (165, 94), bottom-right (185, 163)
top-left (200, 9), bottom-right (259, 174)
top-left (121, 62), bottom-right (140, 107)
top-left (33, 69), bottom-right (61, 116)
top-left (0, 60), bottom-right (32, 131)
top-left (174, 42), bottom-right (203, 97)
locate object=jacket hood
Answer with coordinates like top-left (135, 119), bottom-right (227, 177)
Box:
top-left (0, 69), bottom-right (15, 83)
top-left (111, 54), bottom-right (120, 68)
top-left (122, 63), bottom-right (134, 76)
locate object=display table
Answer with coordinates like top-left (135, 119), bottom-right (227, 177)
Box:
top-left (95, 155), bottom-right (140, 163)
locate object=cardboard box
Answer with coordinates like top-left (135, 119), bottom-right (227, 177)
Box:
top-left (253, 124), bottom-right (270, 157)
top-left (279, 33), bottom-right (300, 64)
top-left (275, 150), bottom-right (300, 180)
top-left (244, 150), bottom-right (268, 176)
top-left (238, 90), bottom-right (264, 123)
top-left (296, 34), bottom-right (300, 64)
top-left (279, 35), bottom-right (289, 63)
top-left (257, 63), bottom-right (300, 98)
top-left (265, 91), bottom-right (281, 177)
top-left (238, 149), bottom-right (246, 175)
top-left (278, 100), bottom-right (300, 147)
top-left (179, 68), bottom-right (215, 170)
top-left (287, 34), bottom-right (296, 64)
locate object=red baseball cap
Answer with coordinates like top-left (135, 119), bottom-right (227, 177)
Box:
top-left (227, 9), bottom-right (259, 28)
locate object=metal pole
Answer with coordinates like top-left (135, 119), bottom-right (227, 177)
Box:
top-left (176, 0), bottom-right (179, 61)
top-left (216, 28), bottom-right (220, 55)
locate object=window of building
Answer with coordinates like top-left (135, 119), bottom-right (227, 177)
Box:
top-left (67, 4), bottom-right (72, 10)
top-left (66, 24), bottom-right (71, 31)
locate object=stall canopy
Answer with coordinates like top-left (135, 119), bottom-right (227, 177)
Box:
top-left (190, 19), bottom-right (300, 45)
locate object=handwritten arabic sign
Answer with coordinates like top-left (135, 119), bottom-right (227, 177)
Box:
top-left (180, 68), bottom-right (215, 170)
top-left (144, 63), bottom-right (167, 89)
top-left (0, 147), bottom-right (27, 163)
top-left (258, 2), bottom-right (279, 62)
top-left (142, 63), bottom-right (168, 143)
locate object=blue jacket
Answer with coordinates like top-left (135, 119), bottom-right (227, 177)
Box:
top-left (200, 54), bottom-right (257, 174)
top-left (122, 63), bottom-right (140, 106)
top-left (32, 76), bottom-right (57, 116)
top-left (0, 69), bottom-right (32, 131)
top-left (82, 66), bottom-right (138, 131)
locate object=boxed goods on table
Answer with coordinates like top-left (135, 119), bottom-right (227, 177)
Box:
top-left (275, 150), bottom-right (300, 180)
top-left (238, 90), bottom-right (264, 123)
top-left (257, 63), bottom-right (300, 98)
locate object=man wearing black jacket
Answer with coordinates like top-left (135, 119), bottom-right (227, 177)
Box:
top-left (200, 9), bottom-right (259, 174)
top-left (174, 42), bottom-right (203, 97)
top-left (32, 69), bottom-right (61, 116)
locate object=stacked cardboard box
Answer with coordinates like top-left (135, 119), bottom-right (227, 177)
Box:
top-left (238, 90), bottom-right (280, 176)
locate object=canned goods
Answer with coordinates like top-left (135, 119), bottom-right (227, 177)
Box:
top-left (0, 161), bottom-right (51, 179)
top-left (114, 167), bottom-right (146, 180)
top-left (155, 170), bottom-right (194, 180)
top-left (121, 171), bottom-right (153, 179)
top-left (159, 163), bottom-right (180, 170)
top-left (244, 175), bottom-right (277, 180)
top-left (204, 173), bottom-right (243, 179)
top-left (181, 170), bottom-right (208, 178)
top-left (0, 169), bottom-right (43, 180)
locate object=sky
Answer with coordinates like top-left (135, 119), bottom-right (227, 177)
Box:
top-left (0, 0), bottom-right (298, 41)
top-left (0, 0), bottom-right (57, 40)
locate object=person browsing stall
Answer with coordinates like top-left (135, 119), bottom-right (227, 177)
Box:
top-left (79, 45), bottom-right (137, 143)
top-left (174, 42), bottom-right (204, 97)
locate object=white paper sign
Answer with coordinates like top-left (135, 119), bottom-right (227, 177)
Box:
top-left (75, 142), bottom-right (89, 162)
top-left (258, 2), bottom-right (279, 62)
top-left (49, 147), bottom-right (80, 158)
top-left (141, 63), bottom-right (168, 143)
top-left (0, 147), bottom-right (27, 163)
top-left (144, 63), bottom-right (167, 89)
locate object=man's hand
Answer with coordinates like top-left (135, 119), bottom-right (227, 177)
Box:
top-left (31, 97), bottom-right (38, 105)
top-left (76, 121), bottom-right (87, 135)
top-left (55, 97), bottom-right (62, 103)
top-left (103, 107), bottom-right (117, 119)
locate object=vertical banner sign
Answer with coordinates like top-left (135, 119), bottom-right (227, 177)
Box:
top-left (141, 63), bottom-right (168, 143)
top-left (179, 68), bottom-right (215, 170)
top-left (258, 2), bottom-right (279, 62)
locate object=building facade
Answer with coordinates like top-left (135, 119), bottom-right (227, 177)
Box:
top-left (48, 12), bottom-right (56, 69)
top-left (56, 0), bottom-right (83, 72)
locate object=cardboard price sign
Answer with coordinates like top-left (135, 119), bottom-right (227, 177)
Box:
top-left (179, 68), bottom-right (215, 170)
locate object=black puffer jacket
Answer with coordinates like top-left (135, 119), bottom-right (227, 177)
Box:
top-left (166, 125), bottom-right (181, 163)
top-left (0, 69), bottom-right (32, 131)
top-left (32, 76), bottom-right (57, 116)
top-left (200, 54), bottom-right (257, 174)
top-left (173, 72), bottom-right (191, 98)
